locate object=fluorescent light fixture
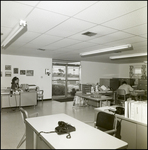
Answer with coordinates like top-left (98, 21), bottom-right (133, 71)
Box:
top-left (80, 44), bottom-right (133, 57)
top-left (110, 53), bottom-right (147, 59)
top-left (1, 20), bottom-right (27, 49)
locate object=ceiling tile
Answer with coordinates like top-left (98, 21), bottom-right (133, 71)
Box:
top-left (26, 8), bottom-right (69, 33)
top-left (74, 1), bottom-right (147, 24)
top-left (139, 33), bottom-right (147, 38)
top-left (16, 1), bottom-right (40, 7)
top-left (10, 32), bottom-right (40, 47)
top-left (105, 36), bottom-right (146, 47)
top-left (132, 41), bottom-right (147, 49)
top-left (43, 38), bottom-right (81, 50)
top-left (66, 41), bottom-right (98, 50)
top-left (1, 27), bottom-right (12, 42)
top-left (69, 25), bottom-right (117, 41)
top-left (25, 34), bottom-right (63, 48)
top-left (37, 1), bottom-right (98, 16)
top-left (124, 24), bottom-right (147, 36)
top-left (45, 18), bottom-right (96, 37)
top-left (89, 31), bottom-right (133, 44)
top-left (1, 1), bottom-right (33, 28)
top-left (102, 7), bottom-right (147, 30)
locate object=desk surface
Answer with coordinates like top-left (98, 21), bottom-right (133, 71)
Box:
top-left (26, 113), bottom-right (128, 149)
top-left (76, 92), bottom-right (113, 102)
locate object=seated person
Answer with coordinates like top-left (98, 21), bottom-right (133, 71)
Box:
top-left (10, 77), bottom-right (20, 96)
top-left (118, 81), bottom-right (134, 99)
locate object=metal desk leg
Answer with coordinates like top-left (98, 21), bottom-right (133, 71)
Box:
top-left (26, 122), bottom-right (34, 149)
top-left (100, 101), bottom-right (102, 107)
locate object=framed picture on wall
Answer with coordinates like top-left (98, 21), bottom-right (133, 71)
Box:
top-left (20, 70), bottom-right (26, 75)
top-left (5, 71), bottom-right (11, 77)
top-left (26, 70), bottom-right (34, 76)
top-left (14, 68), bottom-right (19, 74)
top-left (5, 65), bottom-right (11, 70)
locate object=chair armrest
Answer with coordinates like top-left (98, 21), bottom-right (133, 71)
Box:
top-left (94, 121), bottom-right (97, 128)
top-left (29, 112), bottom-right (39, 117)
top-left (105, 129), bottom-right (117, 134)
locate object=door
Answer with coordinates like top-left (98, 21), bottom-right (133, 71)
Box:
top-left (52, 64), bottom-right (80, 99)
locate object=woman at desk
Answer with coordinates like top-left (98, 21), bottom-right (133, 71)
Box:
top-left (10, 77), bottom-right (20, 97)
top-left (11, 76), bottom-right (19, 91)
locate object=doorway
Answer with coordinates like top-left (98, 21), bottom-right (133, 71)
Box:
top-left (52, 63), bottom-right (80, 99)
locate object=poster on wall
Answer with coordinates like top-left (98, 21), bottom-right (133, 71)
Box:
top-left (14, 68), bottom-right (19, 74)
top-left (5, 65), bottom-right (11, 70)
top-left (20, 70), bottom-right (26, 75)
top-left (5, 71), bottom-right (11, 77)
top-left (26, 70), bottom-right (34, 76)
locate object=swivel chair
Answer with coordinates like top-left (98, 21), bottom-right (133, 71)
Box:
top-left (17, 107), bottom-right (39, 149)
top-left (116, 89), bottom-right (128, 106)
top-left (94, 111), bottom-right (117, 136)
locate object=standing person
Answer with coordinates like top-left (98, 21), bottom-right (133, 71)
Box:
top-left (118, 81), bottom-right (134, 96)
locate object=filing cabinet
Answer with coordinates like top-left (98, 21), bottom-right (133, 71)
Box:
top-left (82, 84), bottom-right (92, 94)
top-left (100, 78), bottom-right (119, 91)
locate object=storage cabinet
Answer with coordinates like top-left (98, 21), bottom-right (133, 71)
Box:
top-left (82, 84), bottom-right (92, 94)
top-left (100, 78), bottom-right (119, 91)
top-left (1, 91), bottom-right (37, 108)
top-left (118, 78), bottom-right (135, 86)
top-left (120, 120), bottom-right (137, 149)
top-left (136, 124), bottom-right (147, 149)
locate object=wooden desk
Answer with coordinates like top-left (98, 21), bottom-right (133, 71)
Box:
top-left (26, 113), bottom-right (128, 149)
top-left (75, 92), bottom-right (113, 107)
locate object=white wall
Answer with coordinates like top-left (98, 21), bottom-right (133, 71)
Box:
top-left (1, 54), bottom-right (52, 99)
top-left (81, 61), bottom-right (119, 84)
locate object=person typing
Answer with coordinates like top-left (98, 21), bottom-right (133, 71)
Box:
top-left (118, 81), bottom-right (134, 97)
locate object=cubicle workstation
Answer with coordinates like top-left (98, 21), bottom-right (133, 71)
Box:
top-left (94, 105), bottom-right (147, 149)
top-left (1, 84), bottom-right (37, 108)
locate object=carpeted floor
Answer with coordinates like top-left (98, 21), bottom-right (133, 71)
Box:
top-left (53, 97), bottom-right (74, 102)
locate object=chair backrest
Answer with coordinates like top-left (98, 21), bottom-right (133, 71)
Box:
top-left (96, 112), bottom-right (115, 130)
top-left (38, 90), bottom-right (44, 94)
top-left (19, 107), bottom-right (29, 125)
top-left (117, 89), bottom-right (126, 95)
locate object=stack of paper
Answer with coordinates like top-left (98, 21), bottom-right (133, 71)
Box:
top-left (125, 100), bottom-right (147, 124)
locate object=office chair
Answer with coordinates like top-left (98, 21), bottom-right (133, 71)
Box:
top-left (94, 111), bottom-right (117, 136)
top-left (17, 107), bottom-right (39, 149)
top-left (116, 89), bottom-right (127, 106)
top-left (37, 89), bottom-right (44, 104)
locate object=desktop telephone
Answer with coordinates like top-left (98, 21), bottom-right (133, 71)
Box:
top-left (38, 121), bottom-right (76, 139)
top-left (55, 121), bottom-right (76, 138)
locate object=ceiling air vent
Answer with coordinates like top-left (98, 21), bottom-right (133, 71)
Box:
top-left (82, 31), bottom-right (97, 37)
top-left (37, 48), bottom-right (45, 51)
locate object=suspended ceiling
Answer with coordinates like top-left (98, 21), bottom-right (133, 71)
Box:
top-left (1, 1), bottom-right (147, 64)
